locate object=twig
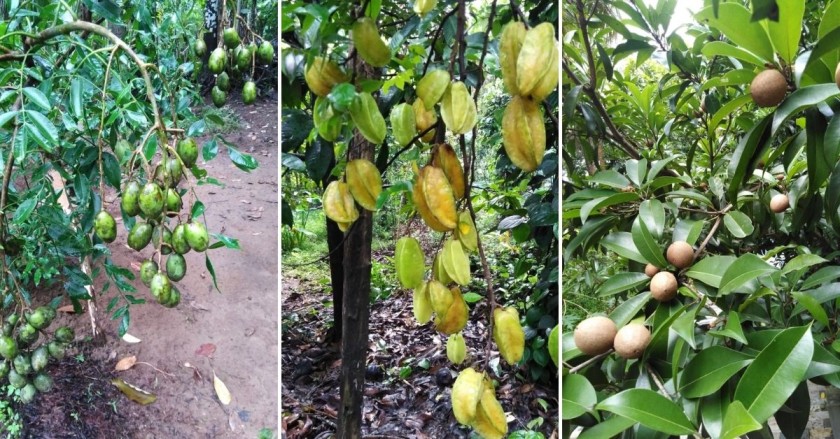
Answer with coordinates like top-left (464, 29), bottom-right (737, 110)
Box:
top-left (569, 350), bottom-right (613, 373)
top-left (693, 204), bottom-right (732, 263)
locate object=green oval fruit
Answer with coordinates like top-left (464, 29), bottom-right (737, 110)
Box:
top-left (166, 253), bottom-right (187, 282)
top-left (208, 48), bottom-right (227, 74)
top-left (243, 81), bottom-right (257, 105)
top-left (54, 326), bottom-right (74, 343)
top-left (172, 224), bottom-right (191, 254)
top-left (154, 158), bottom-right (183, 188)
top-left (13, 354), bottom-right (32, 376)
top-left (6, 314), bottom-right (18, 326)
top-left (223, 28), bottom-right (240, 49)
top-left (212, 86), bottom-right (227, 108)
top-left (216, 71), bottom-right (231, 92)
top-left (351, 17), bottom-right (391, 67)
top-left (17, 324), bottom-right (38, 347)
top-left (0, 336), bottom-right (18, 360)
top-left (184, 221), bottom-right (209, 252)
top-left (40, 306), bottom-right (56, 324)
top-left (8, 369), bottom-right (26, 389)
top-left (163, 285), bottom-right (181, 308)
top-left (121, 181), bottom-right (142, 217)
top-left (0, 360), bottom-right (9, 380)
top-left (194, 39), bottom-right (207, 57)
top-left (25, 308), bottom-right (48, 330)
top-left (114, 139), bottom-right (133, 165)
top-left (165, 189), bottom-right (182, 217)
top-left (33, 373), bottom-right (52, 393)
top-left (47, 341), bottom-right (66, 359)
top-left (152, 226), bottom-right (173, 254)
top-left (176, 138), bottom-right (199, 168)
top-left (31, 346), bottom-right (48, 372)
top-left (237, 46), bottom-right (252, 71)
top-left (127, 222), bottom-right (153, 251)
top-left (0, 323), bottom-right (10, 337)
top-left (94, 211), bottom-right (117, 243)
top-left (140, 260), bottom-right (158, 287)
top-left (19, 383), bottom-right (37, 403)
top-left (150, 272), bottom-right (172, 304)
top-left (138, 183), bottom-right (164, 219)
top-left (258, 41), bottom-right (274, 64)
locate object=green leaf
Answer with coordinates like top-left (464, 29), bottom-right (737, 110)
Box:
top-left (596, 42), bottom-right (613, 81)
top-left (548, 325), bottom-right (559, 367)
top-left (792, 283), bottom-right (840, 315)
top-left (580, 192), bottom-right (639, 224)
top-left (102, 152), bottom-right (121, 189)
top-left (750, 0), bottom-right (779, 21)
top-left (281, 153), bottom-right (305, 172)
top-left (206, 255), bottom-right (221, 293)
top-left (22, 87), bottom-right (50, 111)
top-left (763, 0), bottom-right (804, 63)
top-left (82, 0), bottom-right (122, 22)
top-left (702, 392), bottom-right (730, 439)
top-left (807, 342), bottom-right (840, 379)
top-left (806, 110), bottom-right (831, 194)
top-left (673, 218), bottom-right (706, 246)
top-left (685, 255), bottom-right (737, 288)
top-left (191, 201), bottom-right (205, 220)
top-left (723, 210), bottom-right (754, 238)
top-left (589, 170), bottom-right (631, 189)
top-left (70, 78), bottom-right (83, 119)
top-left (782, 254), bottom-right (826, 276)
top-left (601, 232), bottom-right (648, 264)
top-left (562, 374), bottom-right (596, 419)
top-left (696, 4), bottom-right (774, 62)
top-left (203, 138), bottom-right (218, 161)
top-left (304, 137), bottom-right (334, 182)
top-left (679, 345), bottom-right (753, 398)
top-left (791, 292), bottom-right (829, 326)
top-left (24, 110), bottom-right (58, 150)
top-left (727, 114), bottom-right (773, 202)
top-left (596, 272), bottom-right (650, 296)
top-left (709, 311), bottom-right (748, 344)
top-left (631, 216), bottom-right (668, 268)
top-left (665, 189), bottom-right (714, 206)
top-left (462, 292), bottom-right (482, 303)
top-left (733, 325), bottom-right (813, 423)
top-left (671, 307), bottom-right (698, 349)
top-left (13, 198), bottom-right (37, 224)
top-left (227, 146), bottom-right (258, 172)
top-left (772, 84), bottom-right (840, 134)
top-left (638, 199), bottom-right (664, 238)
top-left (209, 233), bottom-right (240, 250)
top-left (718, 253), bottom-right (776, 296)
top-left (578, 416), bottom-right (636, 439)
top-left (774, 382), bottom-right (809, 439)
top-left (804, 27), bottom-right (840, 75)
top-left (596, 389), bottom-right (696, 435)
top-left (801, 266), bottom-right (840, 289)
top-left (720, 401), bottom-right (762, 439)
top-left (609, 292), bottom-right (651, 327)
top-left (701, 41), bottom-right (766, 67)
top-left (710, 94), bottom-right (753, 133)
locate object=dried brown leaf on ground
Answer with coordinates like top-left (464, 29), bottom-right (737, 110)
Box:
top-left (196, 343), bottom-right (216, 358)
top-left (114, 355), bottom-right (137, 371)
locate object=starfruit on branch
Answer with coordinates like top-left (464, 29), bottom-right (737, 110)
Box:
top-left (413, 166), bottom-right (458, 232)
top-left (413, 281), bottom-right (433, 324)
top-left (516, 22), bottom-right (559, 102)
top-left (432, 143), bottom-right (465, 200)
top-left (499, 21), bottom-right (526, 96)
top-left (452, 368), bottom-right (508, 439)
top-left (434, 285), bottom-right (468, 334)
top-left (455, 210), bottom-right (478, 252)
top-left (350, 92), bottom-right (387, 145)
top-left (322, 181), bottom-right (358, 232)
top-left (447, 332), bottom-right (467, 365)
top-left (345, 159), bottom-right (382, 211)
top-left (304, 56), bottom-right (348, 97)
top-left (313, 96), bottom-right (342, 141)
top-left (390, 102), bottom-right (417, 147)
top-left (502, 95), bottom-right (546, 172)
top-left (413, 0), bottom-right (437, 16)
top-left (417, 69), bottom-right (451, 110)
top-left (351, 17), bottom-right (391, 67)
top-left (440, 81), bottom-right (478, 135)
top-left (441, 239), bottom-right (470, 286)
top-left (432, 251), bottom-right (454, 284)
top-left (396, 236), bottom-right (425, 289)
top-left (493, 307), bottom-right (525, 365)
top-left (413, 98), bottom-right (438, 143)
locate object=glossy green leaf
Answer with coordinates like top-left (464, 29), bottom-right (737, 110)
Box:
top-left (806, 342), bottom-right (840, 379)
top-left (671, 306), bottom-right (698, 349)
top-left (580, 192), bottom-right (640, 224)
top-left (791, 292), bottom-right (828, 326)
top-left (626, 159), bottom-right (647, 187)
top-left (805, 27), bottom-right (840, 75)
top-left (720, 401), bottom-right (762, 439)
top-left (801, 266), bottom-right (840, 290)
top-left (723, 210), bottom-right (754, 238)
top-left (601, 232), bottom-right (648, 264)
top-left (696, 4), bottom-right (774, 62)
top-left (772, 84), bottom-right (840, 134)
top-left (673, 218), bottom-right (706, 246)
top-left (666, 189), bottom-right (713, 206)
top-left (578, 415), bottom-right (636, 439)
top-left (22, 87), bottom-right (50, 111)
top-left (701, 41), bottom-right (766, 67)
top-left (733, 325), bottom-right (813, 423)
top-left (727, 114), bottom-right (773, 202)
top-left (782, 254), bottom-right (826, 276)
top-left (685, 256), bottom-right (737, 288)
top-left (718, 253), bottom-right (776, 296)
top-left (791, 283), bottom-right (840, 315)
top-left (638, 199), bottom-right (665, 238)
top-left (806, 110), bottom-right (830, 194)
top-left (562, 374), bottom-right (597, 419)
top-left (589, 170), bottom-right (631, 189)
top-left (610, 292), bottom-right (651, 327)
top-left (596, 389), bottom-right (696, 435)
top-left (702, 391), bottom-right (730, 439)
top-left (710, 94), bottom-right (753, 133)
top-left (597, 272), bottom-right (651, 296)
top-left (710, 311), bottom-right (748, 344)
top-left (679, 346), bottom-right (753, 398)
top-left (631, 216), bottom-right (668, 268)
top-left (763, 0), bottom-right (804, 63)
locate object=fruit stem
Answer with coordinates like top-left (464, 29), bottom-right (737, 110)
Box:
top-left (693, 203), bottom-right (732, 264)
top-left (568, 349), bottom-right (613, 374)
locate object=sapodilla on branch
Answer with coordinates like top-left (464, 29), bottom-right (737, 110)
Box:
top-left (573, 316), bottom-right (617, 356)
top-left (613, 323), bottom-right (651, 359)
top-left (770, 193), bottom-right (790, 213)
top-left (750, 69), bottom-right (787, 107)
top-left (666, 241), bottom-right (694, 269)
top-left (650, 271), bottom-right (678, 302)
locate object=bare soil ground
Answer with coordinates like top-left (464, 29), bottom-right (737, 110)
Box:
top-left (280, 251), bottom-right (559, 438)
top-left (19, 98), bottom-right (279, 439)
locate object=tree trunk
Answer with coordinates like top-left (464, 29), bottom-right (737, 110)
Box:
top-left (324, 164), bottom-right (344, 343)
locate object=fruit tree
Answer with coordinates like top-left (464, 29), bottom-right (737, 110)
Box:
top-left (562, 0), bottom-right (840, 437)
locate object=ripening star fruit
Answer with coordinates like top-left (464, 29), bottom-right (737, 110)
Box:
top-left (194, 39), bottom-right (207, 57)
top-left (185, 221), bottom-right (209, 252)
top-left (573, 316), bottom-right (617, 355)
top-left (323, 181), bottom-right (359, 231)
top-left (434, 286), bottom-right (468, 334)
top-left (771, 193), bottom-right (790, 213)
top-left (516, 22), bottom-right (559, 100)
top-left (451, 367), bottom-right (485, 425)
top-left (650, 271), bottom-right (678, 302)
top-left (345, 159), bottom-right (382, 212)
top-left (139, 183), bottom-right (165, 218)
top-left (420, 166), bottom-right (459, 231)
top-left (472, 382), bottom-right (508, 439)
top-left (390, 103), bottom-right (417, 147)
top-left (417, 69), bottom-right (451, 110)
top-left (613, 323), bottom-right (651, 359)
top-left (750, 69), bottom-right (787, 107)
top-left (177, 137), bottom-right (199, 169)
top-left (493, 307), bottom-right (525, 364)
top-left (140, 260), bottom-right (158, 287)
top-left (242, 81), bottom-right (257, 105)
top-left (503, 95), bottom-right (546, 172)
top-left (666, 241), bottom-right (694, 269)
top-left (94, 211), bottom-right (117, 243)
top-left (432, 252), bottom-right (453, 284)
top-left (127, 222), bottom-right (153, 251)
top-left (455, 211), bottom-right (478, 253)
top-left (208, 48), bottom-right (227, 74)
top-left (258, 41), bottom-right (274, 64)
top-left (441, 239), bottom-right (470, 286)
top-left (499, 21), bottom-right (526, 95)
top-left (304, 57), bottom-right (348, 97)
top-left (413, 98), bottom-right (438, 143)
top-left (313, 96), bottom-right (342, 141)
top-left (440, 81), bottom-right (477, 135)
top-left (433, 144), bottom-right (466, 200)
top-left (413, 0), bottom-right (437, 15)
top-left (121, 181), bottom-right (141, 217)
top-left (351, 17), bottom-right (391, 67)
top-left (223, 27), bottom-right (240, 49)
top-left (644, 263), bottom-right (660, 277)
top-left (446, 333), bottom-right (467, 365)
top-left (150, 272), bottom-right (173, 304)
top-left (349, 92), bottom-right (387, 144)
top-left (395, 237), bottom-right (425, 289)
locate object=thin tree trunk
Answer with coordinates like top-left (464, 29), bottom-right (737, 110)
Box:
top-left (324, 160), bottom-right (344, 343)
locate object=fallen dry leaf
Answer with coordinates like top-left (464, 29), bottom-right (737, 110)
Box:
top-left (57, 305), bottom-right (78, 314)
top-left (115, 355), bottom-right (137, 371)
top-left (121, 333), bottom-right (141, 344)
top-left (213, 372), bottom-right (232, 405)
top-left (111, 378), bottom-right (156, 405)
top-left (196, 343), bottom-right (216, 358)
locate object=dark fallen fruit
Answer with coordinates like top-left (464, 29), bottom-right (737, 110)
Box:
top-left (127, 222), bottom-right (153, 251)
top-left (94, 210), bottom-right (117, 243)
top-left (184, 221), bottom-right (209, 252)
top-left (166, 253), bottom-right (187, 282)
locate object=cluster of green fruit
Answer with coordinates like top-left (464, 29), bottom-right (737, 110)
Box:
top-left (94, 136), bottom-right (209, 308)
top-left (0, 308), bottom-right (73, 403)
top-left (195, 27), bottom-right (274, 107)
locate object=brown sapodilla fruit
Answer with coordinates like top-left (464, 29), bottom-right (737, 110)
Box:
top-left (650, 271), bottom-right (678, 302)
top-left (573, 316), bottom-right (617, 356)
top-left (836, 62), bottom-right (840, 89)
top-left (770, 193), bottom-right (790, 213)
top-left (644, 263), bottom-right (660, 277)
top-left (750, 69), bottom-right (787, 108)
top-left (613, 323), bottom-right (651, 359)
top-left (666, 241), bottom-right (694, 269)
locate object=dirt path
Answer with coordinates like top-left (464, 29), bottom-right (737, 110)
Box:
top-left (22, 98), bottom-right (278, 438)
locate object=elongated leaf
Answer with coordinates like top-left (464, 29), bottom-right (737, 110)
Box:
top-left (782, 254), bottom-right (827, 275)
top-left (728, 114), bottom-right (773, 202)
top-left (709, 311), bottom-right (748, 344)
top-left (631, 217), bottom-right (668, 268)
top-left (213, 372), bottom-right (232, 405)
top-left (562, 374), bottom-right (596, 419)
top-left (696, 4), bottom-right (774, 62)
top-left (764, 0), bottom-right (804, 64)
top-left (733, 325), bottom-right (813, 423)
top-left (701, 41), bottom-right (766, 66)
top-left (801, 266), bottom-right (840, 290)
top-left (673, 218), bottom-right (706, 246)
top-left (791, 283), bottom-right (840, 315)
top-left (666, 189), bottom-right (713, 206)
top-left (774, 381), bottom-right (809, 439)
top-left (685, 256), bottom-right (737, 288)
top-left (791, 292), bottom-right (828, 326)
top-left (723, 210), bottom-right (754, 238)
top-left (596, 389), bottom-right (696, 435)
top-left (772, 84), bottom-right (840, 134)
top-left (601, 232), bottom-right (648, 264)
top-left (702, 391), bottom-right (730, 439)
top-left (805, 27), bottom-right (840, 73)
top-left (589, 169), bottom-right (631, 189)
top-left (580, 192), bottom-right (639, 224)
top-left (597, 272), bottom-right (651, 296)
top-left (720, 401), bottom-right (762, 439)
top-left (679, 346), bottom-right (753, 398)
top-left (806, 110), bottom-right (830, 194)
top-left (610, 292), bottom-right (651, 327)
top-left (578, 415), bottom-right (636, 439)
top-left (718, 254), bottom-right (776, 296)
top-left (710, 94), bottom-right (753, 132)
top-left (638, 199), bottom-right (665, 238)
top-left (22, 87), bottom-right (50, 111)
top-left (806, 342), bottom-right (840, 379)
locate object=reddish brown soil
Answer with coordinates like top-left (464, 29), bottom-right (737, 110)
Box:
top-left (20, 98), bottom-right (278, 438)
